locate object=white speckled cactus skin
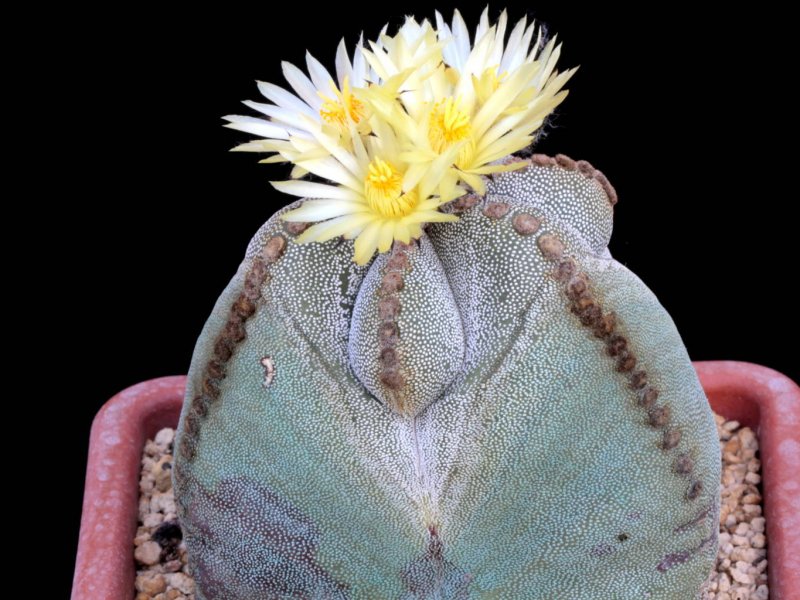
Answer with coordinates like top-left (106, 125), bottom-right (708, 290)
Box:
top-left (174, 155), bottom-right (720, 599)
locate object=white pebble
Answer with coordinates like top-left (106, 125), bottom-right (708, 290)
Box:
top-left (143, 512), bottom-right (164, 528)
top-left (730, 567), bottom-right (753, 585)
top-left (135, 573), bottom-right (166, 595)
top-left (155, 427), bottom-right (176, 447)
top-left (134, 541), bottom-right (161, 566)
top-left (735, 523), bottom-right (749, 536)
top-left (732, 534), bottom-right (748, 546)
top-left (745, 472), bottom-right (761, 484)
top-left (165, 573), bottom-right (195, 595)
top-left (718, 573), bottom-right (731, 592)
top-left (151, 492), bottom-right (177, 515)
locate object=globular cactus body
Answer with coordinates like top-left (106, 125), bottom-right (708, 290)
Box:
top-left (175, 157), bottom-right (720, 599)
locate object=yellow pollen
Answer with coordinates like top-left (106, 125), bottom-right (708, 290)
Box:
top-left (364, 158), bottom-right (417, 218)
top-left (428, 97), bottom-right (472, 154)
top-left (319, 79), bottom-right (365, 128)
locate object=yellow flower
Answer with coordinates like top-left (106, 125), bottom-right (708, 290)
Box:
top-left (366, 8), bottom-right (576, 194)
top-left (432, 8), bottom-right (577, 192)
top-left (275, 119), bottom-right (460, 265)
top-left (223, 37), bottom-right (376, 178)
top-left (224, 8), bottom-right (576, 264)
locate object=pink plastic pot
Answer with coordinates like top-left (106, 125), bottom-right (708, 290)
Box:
top-left (72, 362), bottom-right (799, 600)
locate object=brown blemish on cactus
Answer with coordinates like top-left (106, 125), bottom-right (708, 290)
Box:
top-left (554, 154), bottom-right (577, 170)
top-left (378, 296), bottom-right (401, 321)
top-left (630, 370), bottom-right (648, 390)
top-left (483, 202), bottom-right (510, 219)
top-left (572, 295), bottom-right (595, 312)
top-left (616, 351), bottom-right (637, 372)
top-left (191, 395), bottom-right (209, 418)
top-left (537, 234), bottom-right (565, 260)
top-left (213, 338), bottom-right (233, 362)
top-left (394, 240), bottom-right (416, 252)
top-left (243, 262), bottom-right (268, 300)
top-left (592, 312), bottom-right (616, 339)
top-left (576, 159), bottom-right (595, 176)
top-left (674, 453), bottom-right (694, 475)
top-left (232, 294), bottom-right (256, 319)
top-left (260, 356), bottom-right (275, 387)
top-left (379, 322), bottom-right (400, 346)
top-left (380, 368), bottom-right (405, 390)
top-left (662, 428), bottom-right (682, 450)
top-left (449, 193), bottom-right (480, 213)
top-left (648, 405), bottom-right (671, 428)
top-left (285, 221), bottom-right (310, 235)
top-left (606, 334), bottom-right (627, 357)
top-left (593, 170), bottom-right (618, 206)
top-left (578, 303), bottom-right (603, 327)
top-left (553, 258), bottom-right (577, 282)
top-left (184, 411), bottom-right (201, 438)
top-left (207, 359), bottom-right (225, 380)
top-left (202, 377), bottom-right (220, 400)
top-left (387, 248), bottom-right (410, 270)
top-left (512, 213), bottom-right (541, 235)
top-left (657, 530), bottom-right (717, 573)
top-left (638, 386), bottom-right (660, 408)
top-left (375, 250), bottom-right (410, 405)
top-left (223, 320), bottom-right (246, 344)
top-left (687, 480), bottom-right (704, 500)
top-left (530, 153), bottom-right (556, 167)
top-left (179, 436), bottom-right (196, 461)
top-left (674, 504), bottom-right (714, 533)
top-left (566, 274), bottom-right (588, 298)
top-left (617, 533), bottom-right (630, 542)
top-left (381, 271), bottom-right (405, 294)
top-left (262, 235), bottom-right (287, 262)
top-left (379, 347), bottom-right (398, 366)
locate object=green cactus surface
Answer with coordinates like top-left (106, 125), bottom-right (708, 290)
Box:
top-left (174, 155), bottom-right (720, 599)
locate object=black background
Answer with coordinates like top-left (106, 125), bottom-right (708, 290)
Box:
top-left (58, 3), bottom-right (796, 594)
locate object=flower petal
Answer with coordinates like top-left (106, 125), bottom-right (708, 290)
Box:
top-left (353, 221), bottom-right (383, 265)
top-left (295, 213), bottom-right (375, 243)
top-left (271, 180), bottom-right (359, 201)
top-left (282, 199), bottom-right (367, 221)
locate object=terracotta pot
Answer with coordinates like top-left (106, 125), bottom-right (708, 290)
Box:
top-left (72, 362), bottom-right (799, 599)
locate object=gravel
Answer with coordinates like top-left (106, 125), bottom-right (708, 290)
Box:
top-left (134, 428), bottom-right (195, 600)
top-left (134, 415), bottom-right (768, 599)
top-left (701, 414), bottom-right (769, 599)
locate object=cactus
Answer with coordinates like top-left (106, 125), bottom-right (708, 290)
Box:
top-left (174, 156), bottom-right (720, 598)
top-left (174, 9), bottom-right (719, 598)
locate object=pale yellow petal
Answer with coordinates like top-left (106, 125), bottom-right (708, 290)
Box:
top-left (353, 221), bottom-right (383, 265)
top-left (377, 221), bottom-right (395, 253)
top-left (393, 222), bottom-right (412, 244)
top-left (295, 213), bottom-right (375, 243)
top-left (271, 180), bottom-right (359, 200)
top-left (282, 199), bottom-right (368, 222)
